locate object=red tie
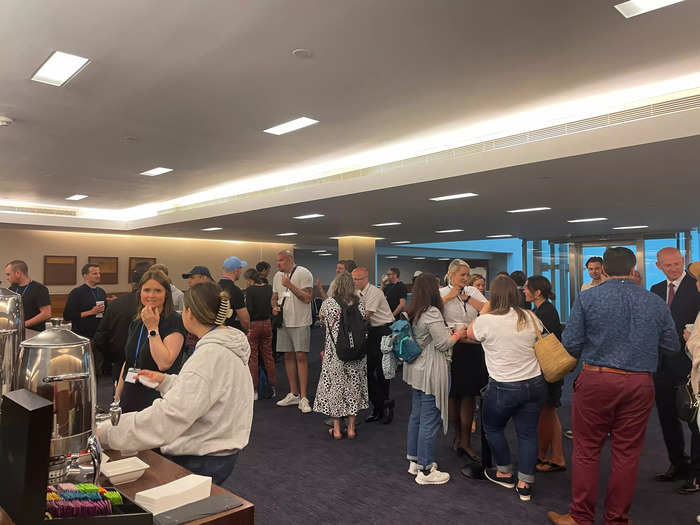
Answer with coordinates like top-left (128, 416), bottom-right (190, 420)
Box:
top-left (668, 282), bottom-right (676, 305)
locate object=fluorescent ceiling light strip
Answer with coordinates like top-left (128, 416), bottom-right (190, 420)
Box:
top-left (413, 257), bottom-right (426, 260)
top-left (613, 225), bottom-right (649, 229)
top-left (372, 222), bottom-right (402, 227)
top-left (429, 193), bottom-right (478, 202)
top-left (567, 217), bottom-right (608, 223)
top-left (385, 256), bottom-right (398, 259)
top-left (391, 241), bottom-right (411, 244)
top-left (318, 253), bottom-right (333, 256)
top-left (438, 258), bottom-right (451, 261)
top-left (487, 234), bottom-right (513, 238)
top-left (201, 227), bottom-right (222, 231)
top-left (140, 167), bottom-right (173, 177)
top-left (435, 229), bottom-right (463, 234)
top-left (614, 0), bottom-right (684, 18)
top-left (312, 249), bottom-right (327, 253)
top-left (264, 117), bottom-right (319, 135)
top-left (507, 207), bottom-right (551, 213)
top-left (31, 51), bottom-right (89, 87)
top-left (66, 194), bottom-right (88, 201)
top-left (293, 213), bottom-right (324, 219)
top-left (277, 232), bottom-right (298, 236)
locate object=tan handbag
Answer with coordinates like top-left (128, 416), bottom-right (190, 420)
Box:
top-left (527, 312), bottom-right (577, 383)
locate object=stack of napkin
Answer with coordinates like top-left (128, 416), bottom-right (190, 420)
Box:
top-left (135, 474), bottom-right (211, 515)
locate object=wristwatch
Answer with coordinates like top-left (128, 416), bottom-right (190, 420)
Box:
top-left (148, 329), bottom-right (159, 338)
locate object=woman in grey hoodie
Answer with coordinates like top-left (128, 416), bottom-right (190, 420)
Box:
top-left (98, 282), bottom-right (254, 484)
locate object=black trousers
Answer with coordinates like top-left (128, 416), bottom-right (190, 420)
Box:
top-left (654, 374), bottom-right (700, 477)
top-left (367, 324), bottom-right (392, 414)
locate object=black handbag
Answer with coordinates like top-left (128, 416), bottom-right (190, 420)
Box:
top-left (675, 376), bottom-right (699, 423)
top-left (271, 267), bottom-right (297, 330)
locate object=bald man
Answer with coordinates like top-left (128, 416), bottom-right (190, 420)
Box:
top-left (651, 247), bottom-right (700, 493)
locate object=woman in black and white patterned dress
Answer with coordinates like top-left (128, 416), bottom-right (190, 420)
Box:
top-left (313, 273), bottom-right (369, 440)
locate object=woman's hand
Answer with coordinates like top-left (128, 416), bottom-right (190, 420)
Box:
top-left (684, 329), bottom-right (692, 342)
top-left (480, 301), bottom-right (491, 315)
top-left (137, 369), bottom-right (165, 386)
top-left (140, 306), bottom-right (160, 331)
top-left (453, 326), bottom-right (468, 340)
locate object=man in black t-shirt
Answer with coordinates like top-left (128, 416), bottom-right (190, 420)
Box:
top-left (382, 267), bottom-right (408, 319)
top-left (4, 259), bottom-right (51, 331)
top-left (63, 263), bottom-right (107, 339)
top-left (219, 256), bottom-right (250, 332)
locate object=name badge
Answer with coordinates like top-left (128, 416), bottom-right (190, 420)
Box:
top-left (283, 291), bottom-right (292, 298)
top-left (125, 367), bottom-right (140, 384)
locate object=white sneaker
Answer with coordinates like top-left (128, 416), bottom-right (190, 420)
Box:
top-left (298, 397), bottom-right (312, 413)
top-left (276, 393), bottom-right (300, 407)
top-left (408, 461), bottom-right (419, 475)
top-left (253, 391), bottom-right (259, 401)
top-left (415, 464), bottom-right (450, 485)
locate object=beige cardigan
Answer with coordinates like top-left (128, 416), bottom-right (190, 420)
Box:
top-left (688, 312), bottom-right (700, 396)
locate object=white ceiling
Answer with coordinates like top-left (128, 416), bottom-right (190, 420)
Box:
top-left (2, 0), bottom-right (700, 214)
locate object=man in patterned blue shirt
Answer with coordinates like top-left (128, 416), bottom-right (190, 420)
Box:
top-left (548, 247), bottom-right (679, 525)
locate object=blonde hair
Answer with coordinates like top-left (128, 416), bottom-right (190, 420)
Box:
top-left (445, 259), bottom-right (470, 286)
top-left (467, 273), bottom-right (485, 287)
top-left (184, 281), bottom-right (231, 326)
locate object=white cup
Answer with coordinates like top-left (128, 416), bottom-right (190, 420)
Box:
top-left (95, 300), bottom-right (104, 318)
top-left (686, 323), bottom-right (695, 334)
top-left (455, 322), bottom-right (466, 332)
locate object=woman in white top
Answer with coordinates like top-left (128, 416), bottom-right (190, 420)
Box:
top-left (98, 282), bottom-right (254, 484)
top-left (404, 273), bottom-right (467, 486)
top-left (440, 259), bottom-right (487, 461)
top-left (467, 275), bottom-right (547, 502)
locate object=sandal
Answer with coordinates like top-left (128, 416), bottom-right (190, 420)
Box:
top-left (328, 428), bottom-right (343, 440)
top-left (536, 461), bottom-right (567, 473)
top-left (346, 428), bottom-right (357, 440)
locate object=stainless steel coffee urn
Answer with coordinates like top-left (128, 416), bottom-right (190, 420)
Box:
top-left (0, 288), bottom-right (24, 412)
top-left (15, 327), bottom-right (102, 484)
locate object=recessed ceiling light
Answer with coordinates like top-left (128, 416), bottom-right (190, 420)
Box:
top-left (374, 237), bottom-right (386, 241)
top-left (567, 217), bottom-right (608, 223)
top-left (312, 249), bottom-right (327, 253)
top-left (140, 167), bottom-right (173, 177)
top-left (292, 48), bottom-right (314, 59)
top-left (293, 213), bottom-right (324, 220)
top-left (318, 253), bottom-right (333, 256)
top-left (391, 241), bottom-right (412, 244)
top-left (487, 234), bottom-right (513, 238)
top-left (429, 192), bottom-right (478, 202)
top-left (386, 256), bottom-right (399, 259)
top-left (372, 222), bottom-right (402, 227)
top-left (65, 194), bottom-right (88, 201)
top-left (263, 117), bottom-right (319, 135)
top-left (614, 0), bottom-right (684, 18)
top-left (201, 227), bottom-right (222, 231)
top-left (438, 258), bottom-right (451, 261)
top-left (31, 51), bottom-right (90, 87)
top-left (277, 232), bottom-right (298, 236)
top-left (435, 229), bottom-right (464, 234)
top-left (413, 257), bottom-right (426, 260)
top-left (329, 236), bottom-right (341, 240)
top-left (507, 207), bottom-right (551, 213)
top-left (613, 225), bottom-right (649, 230)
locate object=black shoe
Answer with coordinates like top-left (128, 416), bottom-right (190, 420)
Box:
top-left (460, 464), bottom-right (485, 480)
top-left (484, 468), bottom-right (515, 489)
top-left (515, 483), bottom-right (532, 502)
top-left (656, 464), bottom-right (688, 482)
top-left (365, 412), bottom-right (382, 423)
top-left (382, 400), bottom-right (395, 424)
top-left (677, 477), bottom-right (700, 494)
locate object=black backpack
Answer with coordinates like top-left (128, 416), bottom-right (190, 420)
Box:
top-left (332, 302), bottom-right (368, 362)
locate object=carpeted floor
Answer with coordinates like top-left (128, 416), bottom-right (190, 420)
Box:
top-left (98, 328), bottom-right (699, 524)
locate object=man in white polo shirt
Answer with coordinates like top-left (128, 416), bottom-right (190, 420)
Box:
top-left (272, 250), bottom-right (314, 413)
top-left (352, 267), bottom-right (397, 424)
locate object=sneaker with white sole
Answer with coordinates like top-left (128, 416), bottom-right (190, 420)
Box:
top-left (298, 397), bottom-right (312, 413)
top-left (515, 483), bottom-right (532, 502)
top-left (408, 461), bottom-right (419, 475)
top-left (484, 467), bottom-right (516, 489)
top-left (276, 393), bottom-right (300, 407)
top-left (415, 464), bottom-right (450, 485)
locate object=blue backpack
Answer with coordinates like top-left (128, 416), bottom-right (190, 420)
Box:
top-left (389, 318), bottom-right (422, 363)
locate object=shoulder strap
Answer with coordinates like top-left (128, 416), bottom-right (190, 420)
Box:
top-left (527, 311), bottom-right (546, 340)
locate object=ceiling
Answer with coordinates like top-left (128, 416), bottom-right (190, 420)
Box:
top-left (131, 134), bottom-right (700, 244)
top-left (2, 0), bottom-right (700, 213)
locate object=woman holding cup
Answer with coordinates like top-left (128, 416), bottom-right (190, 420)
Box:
top-left (440, 259), bottom-right (487, 461)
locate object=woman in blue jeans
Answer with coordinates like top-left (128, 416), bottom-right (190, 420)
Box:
top-left (403, 273), bottom-right (467, 485)
top-left (467, 275), bottom-right (547, 502)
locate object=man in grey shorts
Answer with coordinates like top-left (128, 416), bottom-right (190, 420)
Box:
top-left (272, 250), bottom-right (314, 413)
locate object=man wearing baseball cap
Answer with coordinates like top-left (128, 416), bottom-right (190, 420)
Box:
top-left (219, 256), bottom-right (250, 333)
top-left (182, 266), bottom-right (213, 285)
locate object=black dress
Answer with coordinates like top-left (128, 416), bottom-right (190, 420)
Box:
top-left (534, 301), bottom-right (563, 407)
top-left (450, 341), bottom-right (489, 398)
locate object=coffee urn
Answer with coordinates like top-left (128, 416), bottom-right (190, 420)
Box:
top-left (0, 287), bottom-right (24, 413)
top-left (15, 326), bottom-right (102, 484)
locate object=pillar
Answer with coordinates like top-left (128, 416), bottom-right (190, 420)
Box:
top-left (337, 236), bottom-right (376, 284)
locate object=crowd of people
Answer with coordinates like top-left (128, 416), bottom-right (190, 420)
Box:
top-left (4, 243), bottom-right (700, 523)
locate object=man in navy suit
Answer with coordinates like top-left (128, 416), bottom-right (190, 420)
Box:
top-left (651, 247), bottom-right (700, 494)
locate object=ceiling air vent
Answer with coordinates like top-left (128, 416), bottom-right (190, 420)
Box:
top-left (653, 94), bottom-right (700, 116)
top-left (608, 105), bottom-right (652, 125)
top-left (0, 205), bottom-right (77, 217)
top-left (565, 115), bottom-right (609, 133)
top-left (494, 133), bottom-right (528, 149)
top-left (528, 124), bottom-right (567, 142)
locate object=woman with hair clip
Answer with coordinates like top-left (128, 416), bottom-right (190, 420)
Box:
top-left (98, 281), bottom-right (254, 483)
top-left (114, 269), bottom-right (186, 413)
top-left (467, 275), bottom-right (547, 502)
top-left (524, 275), bottom-right (566, 474)
top-left (405, 273), bottom-right (467, 485)
top-left (440, 259), bottom-right (487, 462)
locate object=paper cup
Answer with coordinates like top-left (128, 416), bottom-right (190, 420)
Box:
top-left (686, 324), bottom-right (695, 333)
top-left (96, 300), bottom-right (104, 318)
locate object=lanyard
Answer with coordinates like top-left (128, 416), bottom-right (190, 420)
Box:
top-left (88, 286), bottom-right (100, 303)
top-left (18, 282), bottom-right (31, 297)
top-left (135, 324), bottom-right (147, 362)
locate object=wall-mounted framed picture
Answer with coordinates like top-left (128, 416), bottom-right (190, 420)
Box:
top-left (128, 257), bottom-right (156, 283)
top-left (88, 256), bottom-right (118, 285)
top-left (44, 256), bottom-right (77, 285)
